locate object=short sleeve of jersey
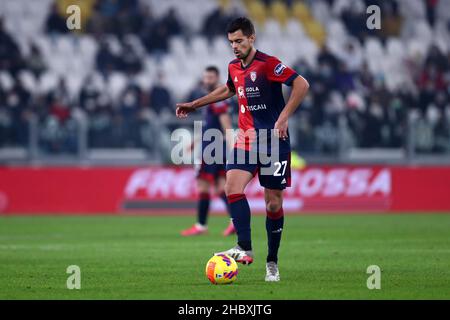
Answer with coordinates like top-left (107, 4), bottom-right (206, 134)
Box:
top-left (265, 56), bottom-right (299, 86)
top-left (211, 101), bottom-right (229, 115)
top-left (227, 67), bottom-right (236, 92)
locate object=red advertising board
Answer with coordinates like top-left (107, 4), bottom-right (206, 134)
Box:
top-left (0, 166), bottom-right (449, 214)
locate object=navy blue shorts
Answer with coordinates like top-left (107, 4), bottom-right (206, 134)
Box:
top-left (226, 149), bottom-right (291, 190)
top-left (195, 160), bottom-right (226, 183)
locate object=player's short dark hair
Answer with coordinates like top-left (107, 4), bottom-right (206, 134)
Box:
top-left (205, 65), bottom-right (220, 75)
top-left (226, 17), bottom-right (255, 37)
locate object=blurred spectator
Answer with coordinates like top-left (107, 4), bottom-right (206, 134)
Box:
top-left (202, 7), bottom-right (227, 40)
top-left (119, 82), bottom-right (141, 119)
top-left (3, 78), bottom-right (31, 146)
top-left (426, 0), bottom-right (439, 27)
top-left (425, 45), bottom-right (448, 70)
top-left (362, 98), bottom-right (384, 147)
top-left (317, 45), bottom-right (339, 71)
top-left (118, 81), bottom-right (143, 147)
top-left (26, 44), bottom-right (47, 79)
top-left (186, 80), bottom-right (206, 102)
top-left (334, 62), bottom-right (355, 93)
top-left (160, 8), bottom-right (183, 37)
top-left (89, 98), bottom-right (114, 148)
top-left (339, 42), bottom-right (363, 72)
top-left (50, 78), bottom-right (71, 107)
top-left (45, 2), bottom-right (68, 34)
top-left (138, 4), bottom-right (157, 37)
top-left (96, 40), bottom-right (119, 75)
top-left (120, 41), bottom-right (142, 75)
top-left (79, 74), bottom-right (102, 113)
top-left (0, 18), bottom-right (23, 75)
top-left (341, 4), bottom-right (367, 42)
top-left (97, 0), bottom-right (121, 18)
top-left (418, 64), bottom-right (446, 114)
top-left (356, 62), bottom-right (375, 95)
top-left (149, 72), bottom-right (173, 115)
top-left (202, 4), bottom-right (242, 41)
top-left (38, 77), bottom-right (80, 154)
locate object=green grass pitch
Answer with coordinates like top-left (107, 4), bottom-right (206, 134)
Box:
top-left (0, 214), bottom-right (449, 299)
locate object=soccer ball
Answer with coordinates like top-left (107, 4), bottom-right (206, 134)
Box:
top-left (205, 254), bottom-right (238, 284)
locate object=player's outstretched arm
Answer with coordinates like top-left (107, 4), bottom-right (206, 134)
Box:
top-left (274, 75), bottom-right (309, 139)
top-left (176, 84), bottom-right (235, 118)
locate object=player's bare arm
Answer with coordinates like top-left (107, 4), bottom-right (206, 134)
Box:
top-left (176, 85), bottom-right (235, 118)
top-left (274, 75), bottom-right (310, 139)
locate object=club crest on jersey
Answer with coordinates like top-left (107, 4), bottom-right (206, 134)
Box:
top-left (250, 71), bottom-right (257, 82)
top-left (238, 86), bottom-right (245, 98)
top-left (274, 63), bottom-right (286, 76)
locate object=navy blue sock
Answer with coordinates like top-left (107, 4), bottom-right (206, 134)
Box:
top-left (197, 192), bottom-right (210, 226)
top-left (266, 208), bottom-right (284, 263)
top-left (227, 193), bottom-right (252, 251)
top-left (220, 192), bottom-right (232, 218)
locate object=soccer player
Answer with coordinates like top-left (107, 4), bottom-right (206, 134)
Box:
top-left (176, 18), bottom-right (309, 281)
top-left (181, 66), bottom-right (236, 237)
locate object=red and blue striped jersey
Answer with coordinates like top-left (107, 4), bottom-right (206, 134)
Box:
top-left (226, 50), bottom-right (298, 153)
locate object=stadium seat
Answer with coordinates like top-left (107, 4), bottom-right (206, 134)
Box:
top-left (0, 71), bottom-right (14, 91)
top-left (269, 1), bottom-right (289, 26)
top-left (190, 36), bottom-right (210, 56)
top-left (211, 37), bottom-right (233, 61)
top-left (38, 71), bottom-right (59, 94)
top-left (303, 19), bottom-right (326, 46)
top-left (106, 72), bottom-right (128, 101)
top-left (414, 19), bottom-right (433, 42)
top-left (263, 19), bottom-right (283, 38)
top-left (247, 0), bottom-right (267, 27)
top-left (310, 0), bottom-right (331, 26)
top-left (65, 73), bottom-right (84, 98)
top-left (364, 37), bottom-right (385, 59)
top-left (78, 36), bottom-right (98, 57)
top-left (330, 0), bottom-right (352, 16)
top-left (133, 71), bottom-right (153, 93)
top-left (285, 19), bottom-right (305, 38)
top-left (218, 0), bottom-right (230, 10)
top-left (325, 19), bottom-right (347, 41)
top-left (55, 36), bottom-right (76, 55)
top-left (292, 1), bottom-right (311, 22)
top-left (406, 38), bottom-right (430, 60)
top-left (386, 37), bottom-right (405, 59)
top-left (169, 36), bottom-right (189, 59)
top-left (398, 0), bottom-right (426, 20)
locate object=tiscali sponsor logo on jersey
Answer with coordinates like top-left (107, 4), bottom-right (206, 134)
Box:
top-left (247, 104), bottom-right (267, 111)
top-left (250, 71), bottom-right (257, 82)
top-left (274, 63), bottom-right (287, 76)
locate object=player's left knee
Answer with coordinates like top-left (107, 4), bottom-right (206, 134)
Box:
top-left (266, 199), bottom-right (282, 214)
